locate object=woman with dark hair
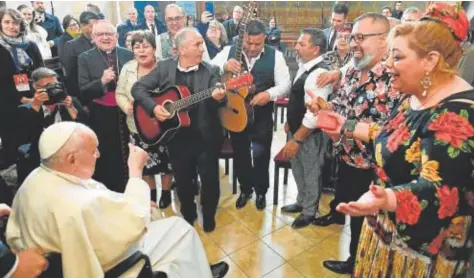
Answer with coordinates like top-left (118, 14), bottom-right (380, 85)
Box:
top-left (265, 16), bottom-right (281, 50)
top-left (0, 8), bottom-right (44, 168)
top-left (313, 3), bottom-right (474, 277)
top-left (116, 30), bottom-right (174, 208)
top-left (57, 14), bottom-right (81, 58)
top-left (186, 14), bottom-right (195, 27)
top-left (17, 4), bottom-right (51, 59)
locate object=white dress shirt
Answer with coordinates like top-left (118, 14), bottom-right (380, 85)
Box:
top-left (146, 21), bottom-right (158, 37)
top-left (211, 45), bottom-right (291, 101)
top-left (293, 56), bottom-right (332, 129)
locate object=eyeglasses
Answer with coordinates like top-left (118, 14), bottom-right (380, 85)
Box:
top-left (337, 33), bottom-right (351, 42)
top-left (94, 32), bottom-right (116, 37)
top-left (349, 32), bottom-right (386, 44)
top-left (68, 22), bottom-right (79, 28)
top-left (165, 16), bottom-right (184, 23)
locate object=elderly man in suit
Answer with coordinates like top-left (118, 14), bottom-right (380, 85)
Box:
top-left (78, 20), bottom-right (133, 192)
top-left (61, 11), bottom-right (100, 100)
top-left (323, 3), bottom-right (349, 51)
top-left (132, 27), bottom-right (225, 233)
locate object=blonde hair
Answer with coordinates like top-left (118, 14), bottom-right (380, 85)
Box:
top-left (389, 20), bottom-right (462, 83)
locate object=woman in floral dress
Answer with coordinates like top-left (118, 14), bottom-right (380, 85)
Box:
top-left (315, 3), bottom-right (474, 277)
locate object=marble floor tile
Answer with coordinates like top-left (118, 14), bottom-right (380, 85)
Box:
top-left (262, 263), bottom-right (305, 278)
top-left (238, 210), bottom-right (287, 238)
top-left (218, 256), bottom-right (249, 278)
top-left (207, 220), bottom-right (258, 254)
top-left (229, 241), bottom-right (285, 277)
top-left (262, 225), bottom-right (316, 260)
top-left (200, 235), bottom-right (226, 264)
top-left (289, 244), bottom-right (341, 278)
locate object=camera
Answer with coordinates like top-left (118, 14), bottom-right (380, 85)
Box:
top-left (43, 82), bottom-right (67, 105)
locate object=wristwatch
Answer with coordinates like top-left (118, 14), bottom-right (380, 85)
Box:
top-left (341, 119), bottom-right (357, 144)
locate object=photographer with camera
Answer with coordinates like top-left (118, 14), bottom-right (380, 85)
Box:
top-left (16, 67), bottom-right (87, 183)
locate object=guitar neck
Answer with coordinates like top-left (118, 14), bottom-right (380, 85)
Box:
top-left (234, 22), bottom-right (247, 65)
top-left (168, 86), bottom-right (219, 113)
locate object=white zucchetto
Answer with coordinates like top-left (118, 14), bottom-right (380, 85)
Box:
top-left (39, 122), bottom-right (78, 160)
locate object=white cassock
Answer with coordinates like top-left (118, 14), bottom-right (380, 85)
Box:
top-left (6, 166), bottom-right (212, 278)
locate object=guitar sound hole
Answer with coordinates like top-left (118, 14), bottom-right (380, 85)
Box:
top-left (163, 102), bottom-right (172, 113)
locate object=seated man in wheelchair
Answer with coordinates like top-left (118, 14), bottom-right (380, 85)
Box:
top-left (6, 122), bottom-right (229, 278)
top-left (15, 67), bottom-right (87, 184)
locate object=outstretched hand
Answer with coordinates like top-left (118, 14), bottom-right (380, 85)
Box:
top-left (336, 184), bottom-right (393, 217)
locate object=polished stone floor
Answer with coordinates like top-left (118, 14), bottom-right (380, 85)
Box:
top-left (151, 122), bottom-right (352, 278)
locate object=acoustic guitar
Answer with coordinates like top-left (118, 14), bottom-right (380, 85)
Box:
top-left (134, 73), bottom-right (253, 145)
top-left (219, 2), bottom-right (258, 133)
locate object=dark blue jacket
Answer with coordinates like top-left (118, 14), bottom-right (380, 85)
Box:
top-left (117, 19), bottom-right (142, 47)
top-left (139, 18), bottom-right (167, 37)
top-left (0, 241), bottom-right (15, 277)
top-left (37, 12), bottom-right (63, 56)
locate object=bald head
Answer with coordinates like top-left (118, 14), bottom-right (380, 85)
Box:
top-left (175, 27), bottom-right (202, 50)
top-left (354, 13), bottom-right (390, 34)
top-left (92, 20), bottom-right (118, 51)
top-left (165, 4), bottom-right (184, 18)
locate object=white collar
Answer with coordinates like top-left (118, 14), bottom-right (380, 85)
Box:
top-left (299, 56), bottom-right (324, 72)
top-left (177, 61), bottom-right (199, 72)
top-left (40, 165), bottom-right (91, 187)
top-left (244, 47), bottom-right (265, 61)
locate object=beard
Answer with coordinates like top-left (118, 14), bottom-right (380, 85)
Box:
top-left (353, 54), bottom-right (375, 71)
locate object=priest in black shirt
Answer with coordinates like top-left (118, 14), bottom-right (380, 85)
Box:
top-left (78, 20), bottom-right (133, 192)
top-left (132, 27), bottom-right (225, 232)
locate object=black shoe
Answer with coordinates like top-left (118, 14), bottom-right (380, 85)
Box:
top-left (255, 194), bottom-right (266, 210)
top-left (291, 214), bottom-right (314, 229)
top-left (203, 218), bottom-right (216, 233)
top-left (323, 259), bottom-right (353, 275)
top-left (312, 212), bottom-right (344, 226)
top-left (159, 190), bottom-right (171, 209)
top-left (184, 215), bottom-right (197, 226)
top-left (281, 203), bottom-right (303, 213)
top-left (236, 192), bottom-right (252, 209)
top-left (210, 261), bottom-right (229, 278)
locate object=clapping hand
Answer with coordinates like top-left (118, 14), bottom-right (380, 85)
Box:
top-left (127, 143), bottom-right (148, 178)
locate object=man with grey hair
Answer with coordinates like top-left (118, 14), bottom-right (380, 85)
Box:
top-left (132, 27), bottom-right (226, 233)
top-left (401, 6), bottom-right (422, 23)
top-left (7, 121), bottom-right (229, 278)
top-left (311, 13), bottom-right (401, 274)
top-left (117, 7), bottom-right (141, 47)
top-left (155, 3), bottom-right (210, 61)
top-left (78, 20), bottom-right (133, 192)
top-left (280, 28), bottom-right (333, 229)
top-left (16, 67), bottom-right (86, 183)
top-left (222, 5), bottom-right (243, 41)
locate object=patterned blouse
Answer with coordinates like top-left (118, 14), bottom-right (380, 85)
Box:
top-left (322, 50), bottom-right (352, 70)
top-left (354, 92), bottom-right (474, 277)
top-left (331, 62), bottom-right (401, 169)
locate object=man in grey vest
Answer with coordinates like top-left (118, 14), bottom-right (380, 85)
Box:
top-left (212, 20), bottom-right (291, 210)
top-left (281, 28), bottom-right (332, 229)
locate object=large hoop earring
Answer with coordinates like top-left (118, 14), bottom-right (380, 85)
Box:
top-left (420, 72), bottom-right (432, 97)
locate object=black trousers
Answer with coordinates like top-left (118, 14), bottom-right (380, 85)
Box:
top-left (329, 161), bottom-right (374, 259)
top-left (230, 129), bottom-right (272, 196)
top-left (88, 103), bottom-right (128, 193)
top-left (168, 135), bottom-right (220, 224)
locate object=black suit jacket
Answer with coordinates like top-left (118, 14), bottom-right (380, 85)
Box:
top-left (0, 241), bottom-right (15, 277)
top-left (139, 19), bottom-right (167, 35)
top-left (78, 47), bottom-right (133, 104)
top-left (61, 35), bottom-right (94, 100)
top-left (131, 57), bottom-right (223, 148)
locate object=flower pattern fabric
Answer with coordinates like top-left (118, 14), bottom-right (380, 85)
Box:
top-left (354, 92), bottom-right (474, 277)
top-left (331, 62), bottom-right (401, 169)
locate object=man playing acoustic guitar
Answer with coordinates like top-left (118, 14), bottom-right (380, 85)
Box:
top-left (212, 19), bottom-right (291, 210)
top-left (132, 28), bottom-right (226, 233)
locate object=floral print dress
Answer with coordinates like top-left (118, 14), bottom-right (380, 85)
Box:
top-left (354, 91), bottom-right (474, 278)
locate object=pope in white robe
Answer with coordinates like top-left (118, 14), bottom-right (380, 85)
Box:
top-left (5, 122), bottom-right (222, 278)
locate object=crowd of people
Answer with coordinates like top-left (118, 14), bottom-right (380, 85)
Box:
top-left (0, 1), bottom-right (473, 277)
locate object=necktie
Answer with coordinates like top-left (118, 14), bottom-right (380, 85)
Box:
top-left (330, 31), bottom-right (337, 50)
top-left (150, 24), bottom-right (156, 37)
